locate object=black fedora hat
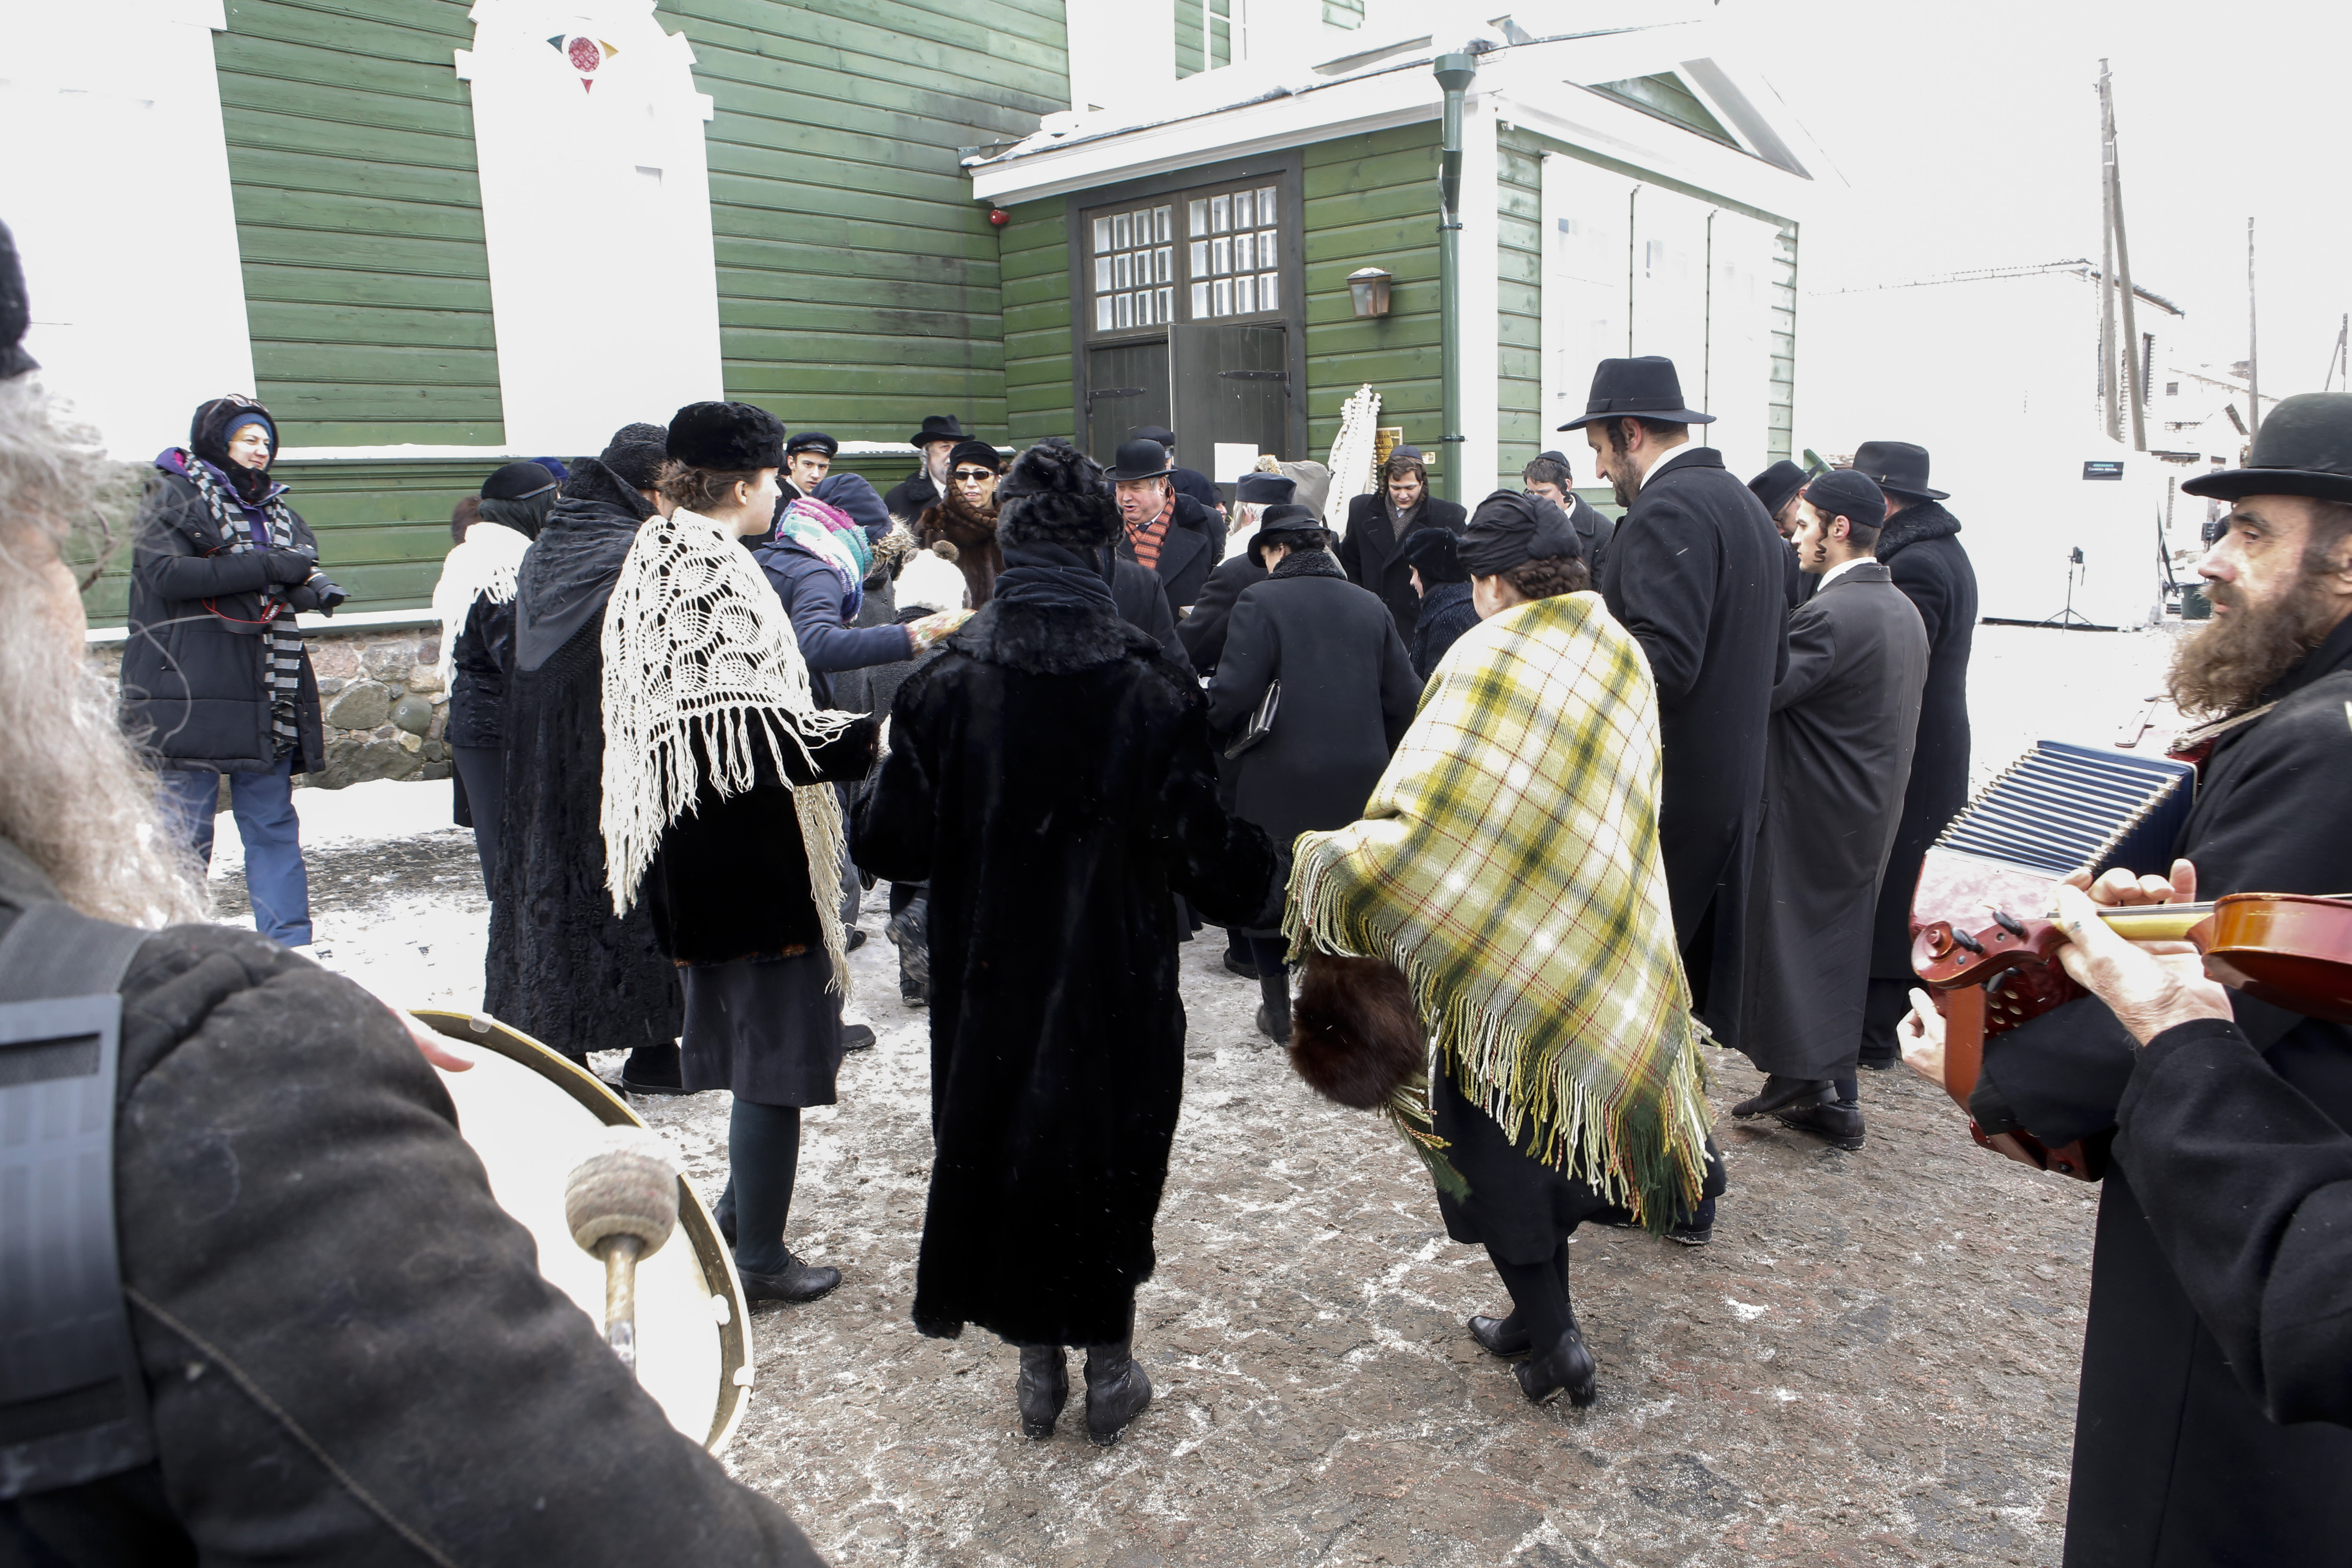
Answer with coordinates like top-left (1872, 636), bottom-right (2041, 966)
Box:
top-left (1247, 503), bottom-right (1326, 566)
top-left (1104, 437), bottom-right (1174, 482)
top-left (1557, 355), bottom-right (1714, 430)
top-left (2183, 393), bottom-right (2352, 505)
top-left (1851, 440), bottom-right (1948, 502)
top-left (1748, 459), bottom-right (1807, 518)
top-left (906, 413), bottom-right (968, 448)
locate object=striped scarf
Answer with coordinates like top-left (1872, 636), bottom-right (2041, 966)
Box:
top-left (1124, 496), bottom-right (1174, 571)
top-left (183, 456), bottom-right (305, 756)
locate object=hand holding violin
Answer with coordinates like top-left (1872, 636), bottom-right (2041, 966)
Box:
top-left (2050, 878), bottom-right (2235, 1046)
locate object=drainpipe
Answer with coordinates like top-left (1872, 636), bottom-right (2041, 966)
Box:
top-left (1433, 48), bottom-right (1478, 504)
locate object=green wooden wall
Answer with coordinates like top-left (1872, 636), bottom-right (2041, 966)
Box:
top-left (1301, 124), bottom-right (1441, 475)
top-left (1000, 196), bottom-right (1076, 447)
top-left (215, 0), bottom-right (505, 447)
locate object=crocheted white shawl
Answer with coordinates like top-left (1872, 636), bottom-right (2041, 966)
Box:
top-left (430, 521), bottom-right (533, 687)
top-left (599, 507), bottom-right (860, 992)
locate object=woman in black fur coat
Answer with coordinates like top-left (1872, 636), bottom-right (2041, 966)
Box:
top-left (854, 439), bottom-right (1281, 1447)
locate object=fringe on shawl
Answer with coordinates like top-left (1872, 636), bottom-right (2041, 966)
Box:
top-left (599, 509), bottom-right (859, 995)
top-left (1284, 845), bottom-right (1715, 1233)
top-left (431, 522), bottom-right (531, 687)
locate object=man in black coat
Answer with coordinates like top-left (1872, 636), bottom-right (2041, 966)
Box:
top-left (1207, 509), bottom-right (1421, 1037)
top-left (1520, 449), bottom-right (1616, 587)
top-left (1571, 356), bottom-right (1788, 1050)
top-left (1730, 470), bottom-right (1927, 1151)
top-left (1930, 394), bottom-right (2352, 1566)
top-left (1748, 458), bottom-right (1813, 609)
top-left (1850, 440), bottom-right (1979, 1069)
top-left (1107, 436), bottom-right (1224, 615)
top-left (1178, 469), bottom-right (1294, 674)
top-left (1133, 423), bottom-right (1225, 516)
top-left (1337, 445), bottom-right (1468, 639)
top-left (883, 412), bottom-right (970, 522)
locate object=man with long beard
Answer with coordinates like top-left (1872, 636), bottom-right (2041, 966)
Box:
top-left (0, 229), bottom-right (818, 1559)
top-left (1906, 392), bottom-right (2352, 1566)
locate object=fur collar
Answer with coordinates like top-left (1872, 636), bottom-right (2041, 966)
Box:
top-left (946, 595), bottom-right (1158, 676)
top-left (1269, 547), bottom-right (1348, 582)
top-left (1875, 500), bottom-right (1961, 562)
top-left (919, 487), bottom-right (999, 548)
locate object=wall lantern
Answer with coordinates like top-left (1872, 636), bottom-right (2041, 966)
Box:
top-left (1347, 266), bottom-right (1393, 318)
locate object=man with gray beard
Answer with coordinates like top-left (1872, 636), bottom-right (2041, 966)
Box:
top-left (0, 224), bottom-right (818, 1562)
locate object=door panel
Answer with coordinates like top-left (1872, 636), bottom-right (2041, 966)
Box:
top-left (1169, 323), bottom-right (1287, 502)
top-left (1086, 340), bottom-right (1170, 465)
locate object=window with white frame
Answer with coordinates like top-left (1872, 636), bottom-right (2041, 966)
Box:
top-left (1089, 203), bottom-right (1176, 332)
top-left (1082, 176), bottom-right (1290, 340)
top-left (1185, 181), bottom-right (1282, 319)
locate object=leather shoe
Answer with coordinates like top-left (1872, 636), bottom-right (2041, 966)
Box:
top-left (841, 1023), bottom-right (876, 1053)
top-left (739, 1253), bottom-right (841, 1305)
top-left (1017, 1346), bottom-right (1069, 1439)
top-left (1730, 1074), bottom-right (1834, 1118)
top-left (1774, 1099), bottom-right (1865, 1151)
top-left (1857, 1047), bottom-right (1899, 1072)
top-left (844, 927), bottom-right (867, 953)
top-left (1514, 1328), bottom-right (1598, 1406)
top-left (1467, 1313), bottom-right (1531, 1357)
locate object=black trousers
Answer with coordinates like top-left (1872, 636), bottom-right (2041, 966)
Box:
top-left (451, 744), bottom-right (503, 900)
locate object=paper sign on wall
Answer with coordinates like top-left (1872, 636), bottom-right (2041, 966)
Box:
top-left (1213, 442), bottom-right (1260, 482)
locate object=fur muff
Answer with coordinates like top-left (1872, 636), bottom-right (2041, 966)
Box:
top-left (665, 400), bottom-right (785, 471)
top-left (1290, 949), bottom-right (1427, 1110)
top-left (997, 438), bottom-right (1118, 549)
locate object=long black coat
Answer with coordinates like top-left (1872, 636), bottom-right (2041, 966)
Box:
top-left (1118, 492), bottom-right (1225, 614)
top-left (1408, 579), bottom-right (1479, 679)
top-left (882, 468), bottom-right (941, 524)
top-left (1737, 563), bottom-right (1927, 1079)
top-left (1975, 614), bottom-right (2352, 1566)
top-left (1599, 446), bottom-right (1788, 1037)
top-left (119, 466), bottom-right (327, 775)
top-left (445, 595), bottom-right (514, 750)
top-left (1335, 492), bottom-right (1469, 639)
top-left (1176, 550), bottom-right (1266, 674)
top-left (1566, 493), bottom-right (1616, 587)
top-left (852, 585), bottom-right (1280, 1347)
top-left (1866, 502), bottom-right (1978, 976)
top-left (1205, 550), bottom-right (1421, 857)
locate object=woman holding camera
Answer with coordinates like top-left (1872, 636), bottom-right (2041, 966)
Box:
top-left (121, 394), bottom-right (343, 947)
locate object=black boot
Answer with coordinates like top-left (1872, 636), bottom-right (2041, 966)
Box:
top-left (885, 897), bottom-right (929, 985)
top-left (1254, 968), bottom-right (1290, 1044)
top-left (618, 1042), bottom-right (688, 1096)
top-left (1514, 1323), bottom-right (1598, 1406)
top-left (1467, 1311), bottom-right (1531, 1357)
top-left (1016, 1345), bottom-right (1069, 1440)
top-left (898, 946), bottom-right (929, 1007)
top-left (1083, 1333), bottom-right (1152, 1446)
top-left (1730, 1074), bottom-right (1834, 1118)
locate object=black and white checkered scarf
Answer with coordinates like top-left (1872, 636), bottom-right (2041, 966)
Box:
top-left (183, 457), bottom-right (306, 756)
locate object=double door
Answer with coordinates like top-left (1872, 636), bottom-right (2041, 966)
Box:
top-left (1084, 324), bottom-right (1288, 497)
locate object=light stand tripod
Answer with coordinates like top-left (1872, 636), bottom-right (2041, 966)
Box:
top-left (2039, 546), bottom-right (2098, 630)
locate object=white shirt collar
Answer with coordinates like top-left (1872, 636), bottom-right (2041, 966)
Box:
top-left (1815, 554), bottom-right (1872, 591)
top-left (1637, 443), bottom-right (1706, 492)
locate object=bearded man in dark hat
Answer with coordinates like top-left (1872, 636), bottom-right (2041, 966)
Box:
top-left (1902, 391), bottom-right (2352, 1567)
top-left (884, 413), bottom-right (970, 523)
top-left (1847, 439), bottom-right (1978, 1071)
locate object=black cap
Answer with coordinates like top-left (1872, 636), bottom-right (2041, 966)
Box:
top-left (1749, 459), bottom-right (1807, 518)
top-left (1398, 526), bottom-right (1468, 584)
top-left (0, 219), bottom-right (35, 379)
top-left (946, 439), bottom-right (1001, 473)
top-left (1802, 469), bottom-right (1887, 530)
top-left (1235, 471), bottom-right (1296, 505)
top-left (483, 460), bottom-right (559, 501)
top-left (2183, 393), bottom-right (2352, 505)
top-left (1850, 440), bottom-right (1947, 502)
top-left (1133, 424), bottom-right (1177, 448)
top-left (1104, 438), bottom-right (1174, 482)
top-left (786, 430), bottom-right (838, 458)
top-left (1556, 356), bottom-right (1714, 430)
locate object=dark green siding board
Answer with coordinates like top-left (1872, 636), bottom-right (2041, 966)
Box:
top-left (1498, 130), bottom-right (1543, 491)
top-left (1304, 126), bottom-right (1442, 470)
top-left (1174, 0), bottom-right (1206, 78)
top-left (217, 0), bottom-right (504, 447)
top-left (1000, 196), bottom-right (1074, 447)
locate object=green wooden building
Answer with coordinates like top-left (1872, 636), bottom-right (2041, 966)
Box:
top-left (12, 1), bottom-right (1823, 623)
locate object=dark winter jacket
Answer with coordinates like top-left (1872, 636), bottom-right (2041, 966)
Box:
top-left (1170, 464), bottom-right (1222, 513)
top-left (445, 595), bottom-right (514, 749)
top-left (915, 489), bottom-right (1003, 608)
top-left (485, 466), bottom-right (681, 1059)
top-left (1175, 549), bottom-right (1265, 674)
top-left (1336, 491), bottom-right (1469, 640)
top-left (118, 457), bottom-right (327, 776)
top-left (1109, 550), bottom-right (1185, 663)
top-left (1118, 491), bottom-right (1224, 615)
top-left (852, 573), bottom-right (1281, 1347)
top-left (1207, 549), bottom-right (1421, 863)
top-left (1599, 445), bottom-right (1788, 1040)
top-left (1566, 493), bottom-right (1617, 587)
top-left (1972, 612), bottom-right (2352, 1567)
top-left (882, 467), bottom-right (942, 524)
top-left (1408, 579), bottom-right (1479, 679)
top-left (0, 842), bottom-right (820, 1565)
top-left (1866, 501), bottom-right (1980, 976)
top-left (752, 538), bottom-right (914, 708)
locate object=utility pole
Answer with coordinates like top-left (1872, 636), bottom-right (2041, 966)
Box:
top-left (2097, 63), bottom-right (2118, 441)
top-left (2326, 314), bottom-right (2348, 393)
top-left (2247, 217), bottom-right (2262, 438)
top-left (2098, 61), bottom-right (2146, 452)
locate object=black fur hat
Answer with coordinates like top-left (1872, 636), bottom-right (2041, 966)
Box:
top-left (667, 400), bottom-right (785, 471)
top-left (996, 438), bottom-right (1118, 548)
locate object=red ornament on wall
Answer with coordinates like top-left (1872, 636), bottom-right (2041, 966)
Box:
top-left (987, 208), bottom-right (1011, 227)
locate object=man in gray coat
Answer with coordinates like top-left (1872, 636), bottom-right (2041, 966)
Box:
top-left (1731, 469), bottom-right (1929, 1150)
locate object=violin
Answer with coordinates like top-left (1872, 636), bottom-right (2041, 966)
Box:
top-left (1911, 892), bottom-right (2352, 1179)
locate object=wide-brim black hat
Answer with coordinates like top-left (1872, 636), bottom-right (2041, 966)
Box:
top-left (1557, 355), bottom-right (1714, 430)
top-left (907, 414), bottom-right (968, 447)
top-left (668, 401), bottom-right (786, 471)
top-left (1105, 437), bottom-right (1174, 482)
top-left (1748, 459), bottom-right (1807, 518)
top-left (1851, 439), bottom-right (1947, 502)
top-left (2183, 393), bottom-right (2352, 505)
top-left (1248, 503), bottom-right (1327, 566)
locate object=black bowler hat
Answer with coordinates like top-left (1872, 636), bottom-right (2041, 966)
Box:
top-left (1803, 469), bottom-right (1887, 529)
top-left (1851, 440), bottom-right (1948, 502)
top-left (1104, 437), bottom-right (1174, 482)
top-left (906, 413), bottom-right (968, 448)
top-left (1248, 503), bottom-right (1327, 566)
top-left (0, 220), bottom-right (34, 379)
top-left (481, 460), bottom-right (558, 501)
top-left (1556, 355), bottom-right (1714, 430)
top-left (786, 429), bottom-right (838, 459)
top-left (2184, 393), bottom-right (2352, 505)
top-left (1235, 471), bottom-right (1295, 505)
top-left (1749, 459), bottom-right (1807, 518)
top-left (1133, 424), bottom-right (1178, 449)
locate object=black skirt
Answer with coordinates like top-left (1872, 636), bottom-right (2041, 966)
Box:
top-left (1429, 1066), bottom-right (1615, 1265)
top-left (680, 949), bottom-right (844, 1108)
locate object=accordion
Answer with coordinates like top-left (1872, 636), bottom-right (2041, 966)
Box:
top-left (1909, 741), bottom-right (2196, 1177)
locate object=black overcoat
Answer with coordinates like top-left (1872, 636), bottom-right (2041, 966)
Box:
top-left (1598, 445), bottom-right (1788, 1038)
top-left (118, 465), bottom-right (327, 776)
top-left (1175, 550), bottom-right (1266, 674)
top-left (1737, 563), bottom-right (1927, 1079)
top-left (1974, 614), bottom-right (2352, 1566)
top-left (882, 468), bottom-right (941, 523)
top-left (1205, 550), bottom-right (1421, 855)
top-left (1118, 492), bottom-right (1224, 614)
top-left (445, 594), bottom-right (514, 750)
top-left (1566, 493), bottom-right (1616, 587)
top-left (1335, 492), bottom-right (1468, 638)
top-left (852, 584), bottom-right (1280, 1347)
top-left (1408, 579), bottom-right (1479, 680)
top-left (1866, 502), bottom-right (1978, 975)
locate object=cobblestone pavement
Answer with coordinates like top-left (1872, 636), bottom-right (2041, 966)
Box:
top-left (203, 623), bottom-right (2185, 1566)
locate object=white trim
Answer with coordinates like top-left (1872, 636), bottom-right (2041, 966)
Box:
top-left (1486, 85), bottom-right (1808, 225)
top-left (85, 607), bottom-right (441, 647)
top-left (1459, 89), bottom-right (1500, 494)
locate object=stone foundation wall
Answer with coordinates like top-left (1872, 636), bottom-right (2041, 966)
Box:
top-left (88, 623), bottom-right (452, 790)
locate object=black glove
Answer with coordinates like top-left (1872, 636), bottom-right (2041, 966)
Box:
top-left (261, 548), bottom-right (315, 586)
top-left (309, 575), bottom-right (349, 613)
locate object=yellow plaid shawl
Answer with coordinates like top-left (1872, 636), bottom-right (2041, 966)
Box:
top-left (1285, 591), bottom-right (1710, 1225)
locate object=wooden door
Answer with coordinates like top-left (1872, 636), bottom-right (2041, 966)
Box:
top-left (1085, 339), bottom-right (1170, 464)
top-left (1169, 323), bottom-right (1287, 502)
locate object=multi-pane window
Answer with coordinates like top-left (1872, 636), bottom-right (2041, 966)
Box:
top-left (1090, 205), bottom-right (1175, 333)
top-left (1186, 183), bottom-right (1280, 319)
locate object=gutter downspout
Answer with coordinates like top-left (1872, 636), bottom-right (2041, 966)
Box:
top-left (1433, 49), bottom-right (1477, 504)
